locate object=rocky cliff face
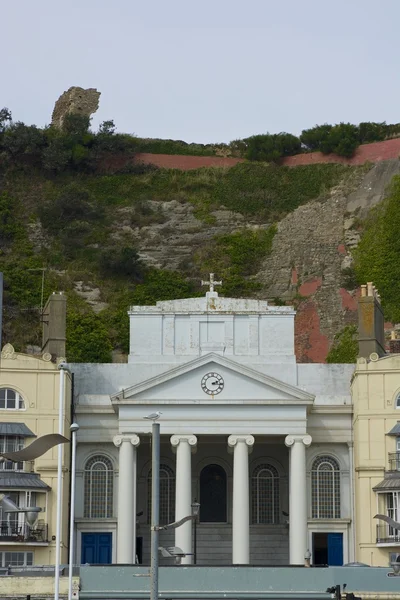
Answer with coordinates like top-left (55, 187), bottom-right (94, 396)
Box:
top-left (256, 160), bottom-right (400, 362)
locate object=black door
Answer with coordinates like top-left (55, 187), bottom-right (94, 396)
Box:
top-left (200, 464), bottom-right (227, 522)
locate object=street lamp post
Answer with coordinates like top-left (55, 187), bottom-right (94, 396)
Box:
top-left (145, 414), bottom-right (200, 600)
top-left (150, 421), bottom-right (160, 600)
top-left (55, 363), bottom-right (66, 600)
top-left (68, 423), bottom-right (79, 600)
top-left (192, 499), bottom-right (199, 565)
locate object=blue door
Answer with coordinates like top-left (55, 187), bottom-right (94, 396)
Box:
top-left (327, 533), bottom-right (343, 566)
top-left (81, 532), bottom-right (112, 564)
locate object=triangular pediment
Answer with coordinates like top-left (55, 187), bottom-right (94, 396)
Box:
top-left (111, 353), bottom-right (314, 405)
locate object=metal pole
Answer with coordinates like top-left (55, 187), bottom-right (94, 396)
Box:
top-left (150, 422), bottom-right (160, 600)
top-left (193, 515), bottom-right (197, 565)
top-left (54, 365), bottom-right (65, 600)
top-left (68, 424), bottom-right (79, 600)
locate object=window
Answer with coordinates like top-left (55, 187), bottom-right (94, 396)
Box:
top-left (252, 464), bottom-right (280, 524)
top-left (0, 436), bottom-right (24, 471)
top-left (148, 464), bottom-right (175, 525)
top-left (84, 455), bottom-right (113, 518)
top-left (0, 551), bottom-right (33, 567)
top-left (0, 389), bottom-right (25, 410)
top-left (387, 492), bottom-right (400, 536)
top-left (396, 394), bottom-right (400, 409)
top-left (311, 456), bottom-right (341, 519)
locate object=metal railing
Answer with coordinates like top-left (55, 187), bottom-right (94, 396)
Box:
top-left (376, 523), bottom-right (400, 543)
top-left (0, 520), bottom-right (48, 543)
top-left (388, 452), bottom-right (400, 471)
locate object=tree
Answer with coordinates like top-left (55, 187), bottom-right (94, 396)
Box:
top-left (98, 120), bottom-right (116, 135)
top-left (0, 107), bottom-right (12, 133)
top-left (66, 311), bottom-right (112, 363)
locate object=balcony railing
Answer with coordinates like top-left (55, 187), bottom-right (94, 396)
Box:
top-left (376, 523), bottom-right (400, 544)
top-left (0, 521), bottom-right (48, 543)
top-left (388, 452), bottom-right (400, 471)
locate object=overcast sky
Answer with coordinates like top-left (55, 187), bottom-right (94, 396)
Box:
top-left (2, 0), bottom-right (399, 143)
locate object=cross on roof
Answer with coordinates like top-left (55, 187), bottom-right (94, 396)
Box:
top-left (201, 273), bottom-right (222, 293)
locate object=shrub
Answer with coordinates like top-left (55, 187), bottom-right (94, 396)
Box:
top-left (39, 183), bottom-right (100, 232)
top-left (62, 113), bottom-right (90, 136)
top-left (66, 310), bottom-right (112, 362)
top-left (99, 246), bottom-right (144, 279)
top-left (245, 133), bottom-right (301, 162)
top-left (326, 325), bottom-right (358, 363)
top-left (0, 192), bottom-right (22, 244)
top-left (300, 124), bottom-right (332, 151)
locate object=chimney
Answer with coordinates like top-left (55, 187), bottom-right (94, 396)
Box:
top-left (358, 282), bottom-right (385, 358)
top-left (42, 292), bottom-right (66, 359)
top-left (389, 331), bottom-right (400, 354)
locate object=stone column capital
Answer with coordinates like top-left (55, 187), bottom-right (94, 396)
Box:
top-left (170, 434), bottom-right (197, 447)
top-left (285, 434), bottom-right (312, 448)
top-left (228, 435), bottom-right (255, 450)
top-left (113, 433), bottom-right (140, 448)
top-left (170, 434), bottom-right (197, 453)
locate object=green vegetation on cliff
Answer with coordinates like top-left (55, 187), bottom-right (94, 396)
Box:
top-left (326, 325), bottom-right (358, 363)
top-left (0, 109), bottom-right (363, 361)
top-left (354, 175), bottom-right (400, 323)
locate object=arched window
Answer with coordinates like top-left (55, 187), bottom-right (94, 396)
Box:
top-left (200, 464), bottom-right (227, 523)
top-left (311, 456), bottom-right (340, 519)
top-left (148, 464), bottom-right (175, 525)
top-left (84, 455), bottom-right (114, 518)
top-left (396, 393), bottom-right (400, 408)
top-left (0, 389), bottom-right (25, 410)
top-left (252, 464), bottom-right (280, 524)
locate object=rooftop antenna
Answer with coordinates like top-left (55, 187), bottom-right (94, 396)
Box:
top-left (27, 267), bottom-right (47, 316)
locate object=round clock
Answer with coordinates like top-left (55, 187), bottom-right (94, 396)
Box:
top-left (201, 372), bottom-right (224, 395)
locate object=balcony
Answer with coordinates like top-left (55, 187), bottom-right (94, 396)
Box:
top-left (0, 520), bottom-right (48, 543)
top-left (388, 452), bottom-right (400, 472)
top-left (376, 523), bottom-right (400, 545)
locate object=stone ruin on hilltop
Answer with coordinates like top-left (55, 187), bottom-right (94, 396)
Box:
top-left (51, 86), bottom-right (101, 129)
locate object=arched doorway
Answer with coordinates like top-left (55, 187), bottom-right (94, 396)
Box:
top-left (199, 464), bottom-right (227, 522)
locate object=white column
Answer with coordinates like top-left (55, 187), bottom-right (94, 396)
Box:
top-left (113, 434), bottom-right (140, 564)
top-left (170, 434), bottom-right (197, 565)
top-left (285, 434), bottom-right (312, 565)
top-left (227, 434), bottom-right (255, 564)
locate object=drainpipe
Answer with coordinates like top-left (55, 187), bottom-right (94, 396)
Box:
top-left (348, 440), bottom-right (356, 562)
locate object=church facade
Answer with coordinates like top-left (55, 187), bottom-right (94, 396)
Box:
top-left (71, 280), bottom-right (354, 566)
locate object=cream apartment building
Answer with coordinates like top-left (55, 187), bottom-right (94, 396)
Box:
top-left (0, 293), bottom-right (71, 568)
top-left (352, 283), bottom-right (400, 566)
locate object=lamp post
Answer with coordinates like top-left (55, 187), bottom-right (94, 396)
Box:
top-left (145, 413), bottom-right (200, 600)
top-left (68, 423), bottom-right (79, 600)
top-left (150, 419), bottom-right (160, 600)
top-left (55, 362), bottom-right (67, 600)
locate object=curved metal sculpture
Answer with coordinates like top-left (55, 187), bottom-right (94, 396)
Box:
top-left (374, 514), bottom-right (400, 529)
top-left (0, 433), bottom-right (69, 462)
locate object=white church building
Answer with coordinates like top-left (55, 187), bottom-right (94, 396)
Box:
top-left (70, 277), bottom-right (354, 567)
